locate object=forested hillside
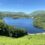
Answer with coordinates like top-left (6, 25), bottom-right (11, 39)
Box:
top-left (33, 10), bottom-right (45, 30)
top-left (0, 12), bottom-right (31, 19)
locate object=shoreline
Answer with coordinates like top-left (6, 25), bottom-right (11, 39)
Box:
top-left (28, 32), bottom-right (45, 35)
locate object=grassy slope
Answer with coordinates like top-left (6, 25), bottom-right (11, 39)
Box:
top-left (0, 34), bottom-right (45, 45)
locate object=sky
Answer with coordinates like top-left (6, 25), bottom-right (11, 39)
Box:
top-left (0, 0), bottom-right (45, 13)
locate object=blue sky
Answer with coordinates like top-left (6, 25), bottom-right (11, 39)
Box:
top-left (0, 0), bottom-right (45, 13)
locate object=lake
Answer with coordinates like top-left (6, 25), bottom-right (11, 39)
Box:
top-left (3, 17), bottom-right (45, 34)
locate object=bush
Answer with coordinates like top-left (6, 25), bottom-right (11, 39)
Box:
top-left (12, 28), bottom-right (27, 37)
top-left (0, 21), bottom-right (27, 37)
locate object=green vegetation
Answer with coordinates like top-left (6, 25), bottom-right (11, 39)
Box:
top-left (33, 10), bottom-right (45, 29)
top-left (0, 20), bottom-right (27, 37)
top-left (0, 10), bottom-right (45, 45)
top-left (0, 34), bottom-right (45, 45)
top-left (0, 12), bottom-right (31, 19)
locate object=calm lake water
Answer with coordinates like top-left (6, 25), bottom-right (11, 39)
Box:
top-left (3, 17), bottom-right (45, 34)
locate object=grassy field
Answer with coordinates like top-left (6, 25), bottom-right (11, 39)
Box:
top-left (0, 34), bottom-right (45, 45)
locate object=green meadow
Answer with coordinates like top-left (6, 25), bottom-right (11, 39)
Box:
top-left (0, 34), bottom-right (45, 45)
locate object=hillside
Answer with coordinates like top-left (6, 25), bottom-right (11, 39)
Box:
top-left (0, 34), bottom-right (45, 45)
top-left (32, 10), bottom-right (45, 29)
top-left (0, 12), bottom-right (31, 19)
top-left (30, 10), bottom-right (45, 17)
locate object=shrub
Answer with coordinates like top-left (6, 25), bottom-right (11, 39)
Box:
top-left (12, 28), bottom-right (27, 37)
top-left (0, 20), bottom-right (27, 37)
